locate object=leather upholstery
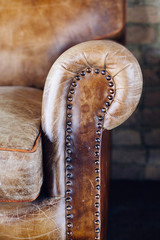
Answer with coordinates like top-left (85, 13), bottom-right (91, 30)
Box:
top-left (42, 40), bottom-right (142, 197)
top-left (0, 87), bottom-right (42, 150)
top-left (0, 197), bottom-right (65, 240)
top-left (0, 1), bottom-right (142, 239)
top-left (0, 0), bottom-right (125, 88)
top-left (41, 40), bottom-right (142, 239)
top-left (0, 87), bottom-right (43, 202)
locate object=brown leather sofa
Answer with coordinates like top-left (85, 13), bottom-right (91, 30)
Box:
top-left (0, 1), bottom-right (142, 239)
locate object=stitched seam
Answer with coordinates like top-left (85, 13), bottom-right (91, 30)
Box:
top-left (0, 132), bottom-right (41, 153)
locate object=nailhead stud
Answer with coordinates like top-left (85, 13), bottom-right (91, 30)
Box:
top-left (98, 116), bottom-right (103, 121)
top-left (67, 173), bottom-right (72, 179)
top-left (96, 177), bottom-right (100, 182)
top-left (101, 70), bottom-right (106, 75)
top-left (80, 71), bottom-right (85, 76)
top-left (97, 123), bottom-right (102, 128)
top-left (66, 135), bottom-right (71, 141)
top-left (95, 194), bottom-right (100, 199)
top-left (67, 105), bottom-right (72, 110)
top-left (96, 185), bottom-right (100, 190)
top-left (95, 138), bottom-right (100, 143)
top-left (95, 69), bottom-right (100, 74)
top-left (66, 205), bottom-right (72, 210)
top-left (75, 75), bottom-right (80, 80)
top-left (94, 151), bottom-right (100, 157)
top-left (67, 231), bottom-right (73, 236)
top-left (95, 211), bottom-right (100, 217)
top-left (95, 160), bottom-right (100, 165)
top-left (95, 228), bottom-right (100, 233)
top-left (67, 128), bottom-right (72, 133)
top-left (95, 202), bottom-right (100, 207)
top-left (67, 121), bottom-right (72, 126)
top-left (95, 168), bottom-right (100, 173)
top-left (95, 237), bottom-right (100, 240)
top-left (67, 214), bottom-right (73, 219)
top-left (66, 165), bottom-right (72, 170)
top-left (65, 157), bottom-right (71, 162)
top-left (66, 189), bottom-right (72, 194)
top-left (68, 96), bottom-right (73, 102)
top-left (70, 89), bottom-right (75, 94)
top-left (86, 68), bottom-right (91, 73)
top-left (106, 75), bottom-right (111, 81)
top-left (67, 113), bottom-right (72, 118)
top-left (66, 197), bottom-right (72, 202)
top-left (66, 181), bottom-right (72, 186)
top-left (108, 95), bottom-right (113, 100)
top-left (66, 149), bottom-right (72, 154)
top-left (66, 142), bottom-right (71, 147)
top-left (108, 82), bottom-right (114, 87)
top-left (67, 223), bottom-right (73, 228)
top-left (109, 89), bottom-right (114, 94)
top-left (95, 144), bottom-right (100, 149)
top-left (105, 102), bottom-right (111, 107)
top-left (72, 82), bottom-right (77, 87)
top-left (96, 130), bottom-right (101, 135)
top-left (95, 220), bottom-right (100, 225)
top-left (101, 108), bottom-right (106, 113)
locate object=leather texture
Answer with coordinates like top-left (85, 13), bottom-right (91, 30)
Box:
top-left (0, 197), bottom-right (65, 240)
top-left (41, 40), bottom-right (142, 239)
top-left (42, 40), bottom-right (142, 197)
top-left (0, 0), bottom-right (125, 88)
top-left (0, 87), bottom-right (42, 150)
top-left (0, 87), bottom-right (43, 202)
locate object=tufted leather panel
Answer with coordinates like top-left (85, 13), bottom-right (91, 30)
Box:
top-left (0, 197), bottom-right (65, 240)
top-left (0, 86), bottom-right (43, 202)
top-left (0, 0), bottom-right (125, 88)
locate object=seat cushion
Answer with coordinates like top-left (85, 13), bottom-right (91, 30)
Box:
top-left (0, 86), bottom-right (43, 202)
top-left (0, 197), bottom-right (65, 240)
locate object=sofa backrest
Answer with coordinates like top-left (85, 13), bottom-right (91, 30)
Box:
top-left (0, 0), bottom-right (126, 89)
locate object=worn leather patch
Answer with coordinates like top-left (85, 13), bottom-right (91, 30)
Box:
top-left (0, 86), bottom-right (43, 202)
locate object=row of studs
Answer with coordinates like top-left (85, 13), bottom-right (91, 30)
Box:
top-left (65, 67), bottom-right (115, 240)
top-left (93, 69), bottom-right (115, 240)
top-left (65, 69), bottom-right (90, 239)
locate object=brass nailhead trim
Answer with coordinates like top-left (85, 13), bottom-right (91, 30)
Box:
top-left (94, 69), bottom-right (115, 240)
top-left (65, 68), bottom-right (115, 240)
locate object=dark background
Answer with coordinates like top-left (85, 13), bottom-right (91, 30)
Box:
top-left (112, 0), bottom-right (160, 180)
top-left (109, 0), bottom-right (160, 239)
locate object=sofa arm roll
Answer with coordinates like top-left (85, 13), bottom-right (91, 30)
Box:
top-left (42, 40), bottom-right (142, 137)
top-left (41, 40), bottom-right (142, 239)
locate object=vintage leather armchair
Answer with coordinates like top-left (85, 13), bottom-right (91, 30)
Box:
top-left (0, 1), bottom-right (142, 240)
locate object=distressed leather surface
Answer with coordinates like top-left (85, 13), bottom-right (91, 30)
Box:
top-left (42, 40), bottom-right (143, 197)
top-left (0, 87), bottom-right (42, 150)
top-left (0, 197), bottom-right (65, 240)
top-left (0, 86), bottom-right (43, 201)
top-left (0, 0), bottom-right (125, 88)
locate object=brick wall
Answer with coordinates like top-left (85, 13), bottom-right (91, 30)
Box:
top-left (111, 0), bottom-right (160, 180)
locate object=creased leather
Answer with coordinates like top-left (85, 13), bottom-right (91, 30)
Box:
top-left (42, 40), bottom-right (142, 139)
top-left (0, 0), bottom-right (125, 88)
top-left (0, 139), bottom-right (43, 202)
top-left (0, 86), bottom-right (43, 202)
top-left (0, 87), bottom-right (42, 150)
top-left (42, 40), bottom-right (142, 197)
top-left (0, 197), bottom-right (65, 240)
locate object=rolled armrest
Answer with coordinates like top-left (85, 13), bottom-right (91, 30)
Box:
top-left (41, 40), bottom-right (142, 239)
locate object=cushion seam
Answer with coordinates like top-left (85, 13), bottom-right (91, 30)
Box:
top-left (0, 132), bottom-right (41, 153)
